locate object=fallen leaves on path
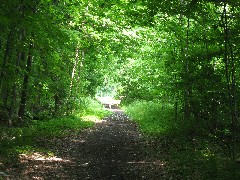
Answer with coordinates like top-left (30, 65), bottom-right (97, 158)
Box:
top-left (3, 110), bottom-right (169, 180)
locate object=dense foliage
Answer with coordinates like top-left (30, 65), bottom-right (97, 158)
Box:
top-left (0, 0), bottom-right (240, 178)
top-left (120, 0), bottom-right (240, 162)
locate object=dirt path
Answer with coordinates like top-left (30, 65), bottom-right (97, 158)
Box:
top-left (5, 110), bottom-right (167, 180)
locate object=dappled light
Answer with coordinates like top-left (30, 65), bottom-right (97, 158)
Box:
top-left (2, 110), bottom-right (170, 179)
top-left (1, 0), bottom-right (240, 179)
top-left (19, 153), bottom-right (71, 163)
top-left (81, 115), bottom-right (107, 123)
top-left (126, 160), bottom-right (165, 166)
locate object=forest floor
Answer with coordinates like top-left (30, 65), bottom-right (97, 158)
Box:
top-left (2, 109), bottom-right (171, 180)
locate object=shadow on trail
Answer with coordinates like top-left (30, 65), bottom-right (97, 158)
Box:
top-left (5, 110), bottom-right (167, 180)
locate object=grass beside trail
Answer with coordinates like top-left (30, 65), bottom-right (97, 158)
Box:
top-left (124, 100), bottom-right (240, 180)
top-left (124, 100), bottom-right (176, 136)
top-left (0, 97), bottom-right (111, 165)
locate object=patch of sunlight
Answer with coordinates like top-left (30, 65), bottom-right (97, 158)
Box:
top-left (80, 162), bottom-right (90, 167)
top-left (15, 146), bottom-right (71, 163)
top-left (126, 160), bottom-right (165, 166)
top-left (19, 152), bottom-right (70, 162)
top-left (122, 29), bottom-right (139, 38)
top-left (72, 139), bottom-right (86, 143)
top-left (32, 176), bottom-right (44, 180)
top-left (200, 147), bottom-right (215, 159)
top-left (82, 115), bottom-right (106, 123)
top-left (96, 96), bottom-right (113, 104)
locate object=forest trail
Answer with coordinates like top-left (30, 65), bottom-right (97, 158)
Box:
top-left (4, 110), bottom-right (167, 180)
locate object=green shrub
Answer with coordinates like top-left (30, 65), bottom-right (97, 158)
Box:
top-left (30, 116), bottom-right (94, 138)
top-left (0, 97), bottom-right (110, 164)
top-left (75, 96), bottom-right (111, 118)
top-left (125, 100), bottom-right (175, 136)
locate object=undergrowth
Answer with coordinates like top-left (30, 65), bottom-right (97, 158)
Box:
top-left (124, 100), bottom-right (240, 179)
top-left (76, 96), bottom-right (111, 118)
top-left (0, 97), bottom-right (111, 165)
top-left (125, 100), bottom-right (175, 136)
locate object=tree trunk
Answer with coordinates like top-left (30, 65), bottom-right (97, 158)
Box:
top-left (69, 47), bottom-right (79, 96)
top-left (18, 41), bottom-right (34, 123)
top-left (66, 47), bottom-right (79, 114)
top-left (9, 30), bottom-right (26, 126)
top-left (222, 2), bottom-right (237, 161)
top-left (75, 49), bottom-right (85, 92)
top-left (0, 27), bottom-right (14, 114)
top-left (184, 16), bottom-right (191, 121)
top-left (54, 94), bottom-right (60, 116)
top-left (0, 27), bottom-right (13, 91)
